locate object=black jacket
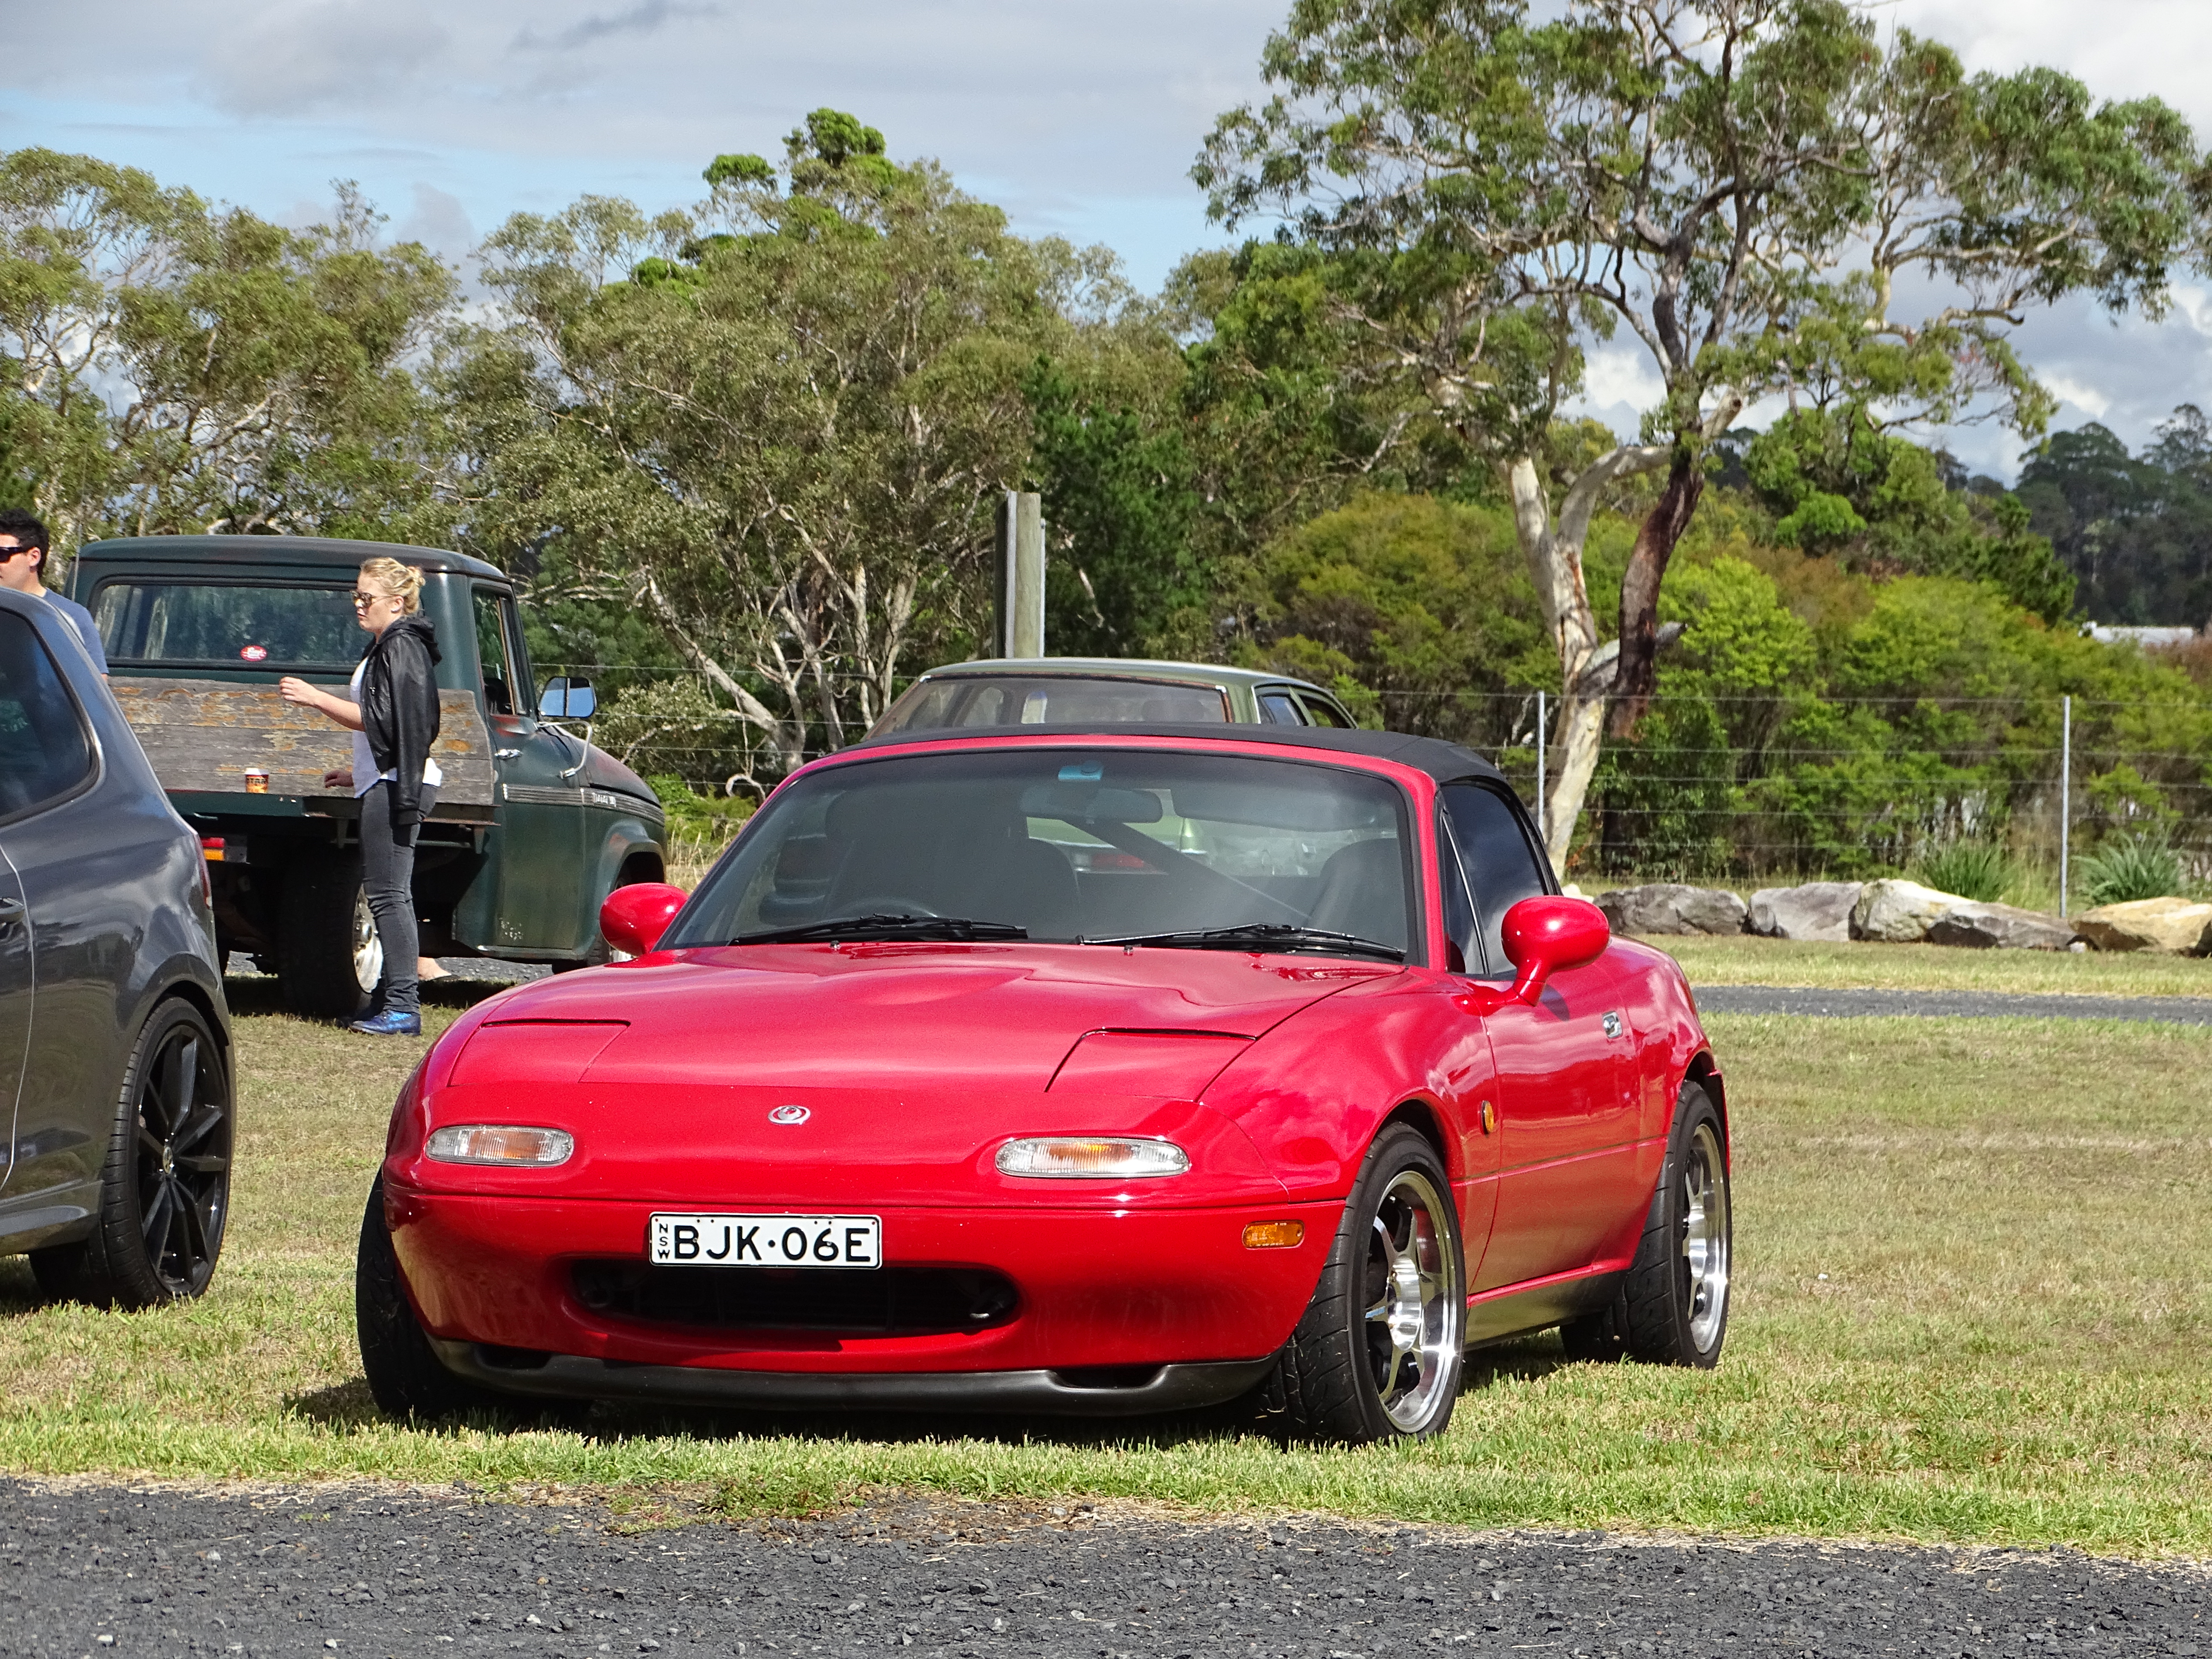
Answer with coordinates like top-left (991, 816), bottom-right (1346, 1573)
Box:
top-left (359, 614), bottom-right (442, 827)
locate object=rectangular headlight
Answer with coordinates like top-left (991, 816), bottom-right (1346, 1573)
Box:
top-left (425, 1125), bottom-right (575, 1167)
top-left (995, 1136), bottom-right (1188, 1179)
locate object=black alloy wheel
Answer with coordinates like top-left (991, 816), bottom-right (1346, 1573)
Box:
top-left (31, 999), bottom-right (233, 1307)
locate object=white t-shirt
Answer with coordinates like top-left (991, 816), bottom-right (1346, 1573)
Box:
top-left (349, 659), bottom-right (444, 798)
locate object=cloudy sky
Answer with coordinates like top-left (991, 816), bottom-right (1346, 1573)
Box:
top-left (8, 0), bottom-right (2212, 478)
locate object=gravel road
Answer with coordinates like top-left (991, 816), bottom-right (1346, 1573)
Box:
top-left (1691, 986), bottom-right (2212, 1025)
top-left (3, 1479), bottom-right (2205, 1659)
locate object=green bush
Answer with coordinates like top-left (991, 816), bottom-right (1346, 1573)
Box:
top-left (1911, 840), bottom-right (2013, 903)
top-left (2075, 835), bottom-right (2186, 908)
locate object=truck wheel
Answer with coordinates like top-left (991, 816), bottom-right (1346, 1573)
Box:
top-left (277, 847), bottom-right (381, 1019)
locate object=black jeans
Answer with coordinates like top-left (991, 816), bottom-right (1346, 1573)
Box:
top-left (361, 780), bottom-right (437, 1017)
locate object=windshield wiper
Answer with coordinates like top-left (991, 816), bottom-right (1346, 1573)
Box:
top-left (732, 913), bottom-right (1029, 945)
top-left (1083, 923), bottom-right (1403, 962)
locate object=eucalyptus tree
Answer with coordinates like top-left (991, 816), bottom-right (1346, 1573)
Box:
top-left (1198, 0), bottom-right (2209, 865)
top-left (0, 149), bottom-right (454, 567)
top-left (455, 112), bottom-right (1087, 782)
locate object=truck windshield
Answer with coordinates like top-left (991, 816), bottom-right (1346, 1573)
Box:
top-left (91, 581), bottom-right (361, 670)
top-left (664, 747), bottom-right (1415, 959)
top-left (873, 675), bottom-right (1230, 734)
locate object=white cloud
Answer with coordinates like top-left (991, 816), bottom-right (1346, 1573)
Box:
top-left (190, 0), bottom-right (451, 118)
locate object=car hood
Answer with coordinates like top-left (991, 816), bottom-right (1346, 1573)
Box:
top-left (460, 942), bottom-right (1394, 1093)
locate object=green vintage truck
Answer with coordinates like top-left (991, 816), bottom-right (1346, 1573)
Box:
top-left (71, 536), bottom-right (667, 1016)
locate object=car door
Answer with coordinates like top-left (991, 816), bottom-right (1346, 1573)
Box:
top-left (0, 842), bottom-right (29, 1194)
top-left (473, 585), bottom-right (590, 953)
top-left (1440, 780), bottom-right (1642, 1292)
top-left (0, 608), bottom-right (112, 1199)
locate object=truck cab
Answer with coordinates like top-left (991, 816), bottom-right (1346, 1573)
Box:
top-left (73, 536), bottom-right (665, 1016)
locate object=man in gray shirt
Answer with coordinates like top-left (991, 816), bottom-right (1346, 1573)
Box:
top-left (0, 509), bottom-right (107, 675)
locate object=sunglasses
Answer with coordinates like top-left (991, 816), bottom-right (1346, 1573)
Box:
top-left (352, 591), bottom-right (396, 609)
top-left (0, 544), bottom-right (37, 562)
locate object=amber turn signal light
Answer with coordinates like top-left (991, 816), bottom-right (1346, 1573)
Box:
top-left (1242, 1220), bottom-right (1305, 1250)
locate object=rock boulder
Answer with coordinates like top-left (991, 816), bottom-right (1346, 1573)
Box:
top-left (1850, 879), bottom-right (1965, 943)
top-left (1748, 881), bottom-right (1863, 942)
top-left (1923, 901), bottom-right (2080, 952)
top-left (2072, 896), bottom-right (2212, 955)
top-left (1597, 883), bottom-right (1748, 936)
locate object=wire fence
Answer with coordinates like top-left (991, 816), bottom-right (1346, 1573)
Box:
top-left (544, 662), bottom-right (2212, 905)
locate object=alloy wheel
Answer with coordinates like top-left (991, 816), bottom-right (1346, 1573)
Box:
top-left (1681, 1119), bottom-right (1731, 1352)
top-left (1361, 1167), bottom-right (1462, 1431)
top-left (134, 1022), bottom-right (231, 1295)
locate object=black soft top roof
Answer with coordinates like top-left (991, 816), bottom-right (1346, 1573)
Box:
top-left (844, 721), bottom-right (1503, 784)
top-left (75, 535), bottom-right (506, 581)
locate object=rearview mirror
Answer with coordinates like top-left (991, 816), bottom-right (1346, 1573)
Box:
top-left (600, 882), bottom-right (688, 957)
top-left (540, 676), bottom-right (597, 720)
top-left (1499, 895), bottom-right (1610, 1007)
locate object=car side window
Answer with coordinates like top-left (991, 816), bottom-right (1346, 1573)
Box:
top-left (0, 611), bottom-right (93, 821)
top-left (1439, 781), bottom-right (1551, 977)
top-left (1436, 808), bottom-right (1479, 974)
top-left (472, 587), bottom-right (514, 716)
top-left (1300, 695), bottom-right (1353, 728)
top-left (1257, 690), bottom-right (1307, 725)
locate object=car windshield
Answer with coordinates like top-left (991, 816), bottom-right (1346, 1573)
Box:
top-left (873, 675), bottom-right (1230, 734)
top-left (666, 748), bottom-right (1415, 959)
top-left (91, 580), bottom-right (361, 669)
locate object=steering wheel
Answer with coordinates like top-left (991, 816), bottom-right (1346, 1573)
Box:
top-left (833, 895), bottom-right (943, 919)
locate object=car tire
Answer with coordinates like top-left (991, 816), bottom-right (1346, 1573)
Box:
top-left (278, 847), bottom-right (379, 1019)
top-left (355, 1178), bottom-right (514, 1422)
top-left (1272, 1123), bottom-right (1465, 1443)
top-left (1560, 1081), bottom-right (1732, 1368)
top-left (29, 999), bottom-right (233, 1309)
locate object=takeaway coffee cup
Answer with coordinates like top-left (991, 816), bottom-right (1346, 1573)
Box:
top-left (244, 768), bottom-right (269, 794)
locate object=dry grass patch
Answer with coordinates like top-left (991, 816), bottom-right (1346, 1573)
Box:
top-left (0, 986), bottom-right (2208, 1553)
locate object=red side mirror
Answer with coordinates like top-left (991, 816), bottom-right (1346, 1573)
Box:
top-left (1499, 895), bottom-right (1611, 1006)
top-left (600, 882), bottom-right (689, 958)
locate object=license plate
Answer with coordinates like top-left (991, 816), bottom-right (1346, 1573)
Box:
top-left (648, 1213), bottom-right (882, 1269)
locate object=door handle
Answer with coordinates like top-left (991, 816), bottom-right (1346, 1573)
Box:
top-left (0, 896), bottom-right (23, 927)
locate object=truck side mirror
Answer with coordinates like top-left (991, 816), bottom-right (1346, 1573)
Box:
top-left (539, 676), bottom-right (597, 720)
top-left (600, 882), bottom-right (688, 957)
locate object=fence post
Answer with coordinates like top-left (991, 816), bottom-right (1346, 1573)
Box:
top-left (1534, 690), bottom-right (1547, 841)
top-left (2058, 694), bottom-right (2071, 918)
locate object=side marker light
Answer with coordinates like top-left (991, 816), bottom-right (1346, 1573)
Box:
top-left (1242, 1220), bottom-right (1306, 1250)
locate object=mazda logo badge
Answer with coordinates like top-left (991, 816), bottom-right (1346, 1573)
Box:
top-left (768, 1104), bottom-right (811, 1126)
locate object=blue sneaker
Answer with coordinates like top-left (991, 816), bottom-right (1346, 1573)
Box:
top-left (347, 1010), bottom-right (422, 1036)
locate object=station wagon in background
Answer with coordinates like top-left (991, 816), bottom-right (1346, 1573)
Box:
top-left (72, 536), bottom-right (666, 1017)
top-left (870, 658), bottom-right (1359, 736)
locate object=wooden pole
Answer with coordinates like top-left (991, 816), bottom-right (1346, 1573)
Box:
top-left (995, 491), bottom-right (1045, 658)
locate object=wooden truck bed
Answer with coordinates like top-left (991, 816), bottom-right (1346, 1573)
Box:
top-left (111, 678), bottom-right (497, 821)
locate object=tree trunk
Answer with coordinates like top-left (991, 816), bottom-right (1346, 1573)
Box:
top-left (1544, 687), bottom-right (1608, 873)
top-left (1502, 445), bottom-right (1670, 876)
top-left (1609, 447), bottom-right (1704, 739)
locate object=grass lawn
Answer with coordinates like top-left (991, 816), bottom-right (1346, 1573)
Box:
top-left (1, 978), bottom-right (2208, 1554)
top-left (1655, 933), bottom-right (2212, 998)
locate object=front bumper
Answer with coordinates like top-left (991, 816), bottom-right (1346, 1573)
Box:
top-left (388, 1187), bottom-right (1336, 1383)
top-left (431, 1340), bottom-right (1275, 1415)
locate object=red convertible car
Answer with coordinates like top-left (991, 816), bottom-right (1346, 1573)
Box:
top-left (357, 725), bottom-right (1731, 1442)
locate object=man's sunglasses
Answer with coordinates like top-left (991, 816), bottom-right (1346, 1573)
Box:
top-left (0, 544), bottom-right (38, 561)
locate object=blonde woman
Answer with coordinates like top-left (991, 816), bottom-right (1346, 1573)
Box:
top-left (278, 558), bottom-right (443, 1035)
